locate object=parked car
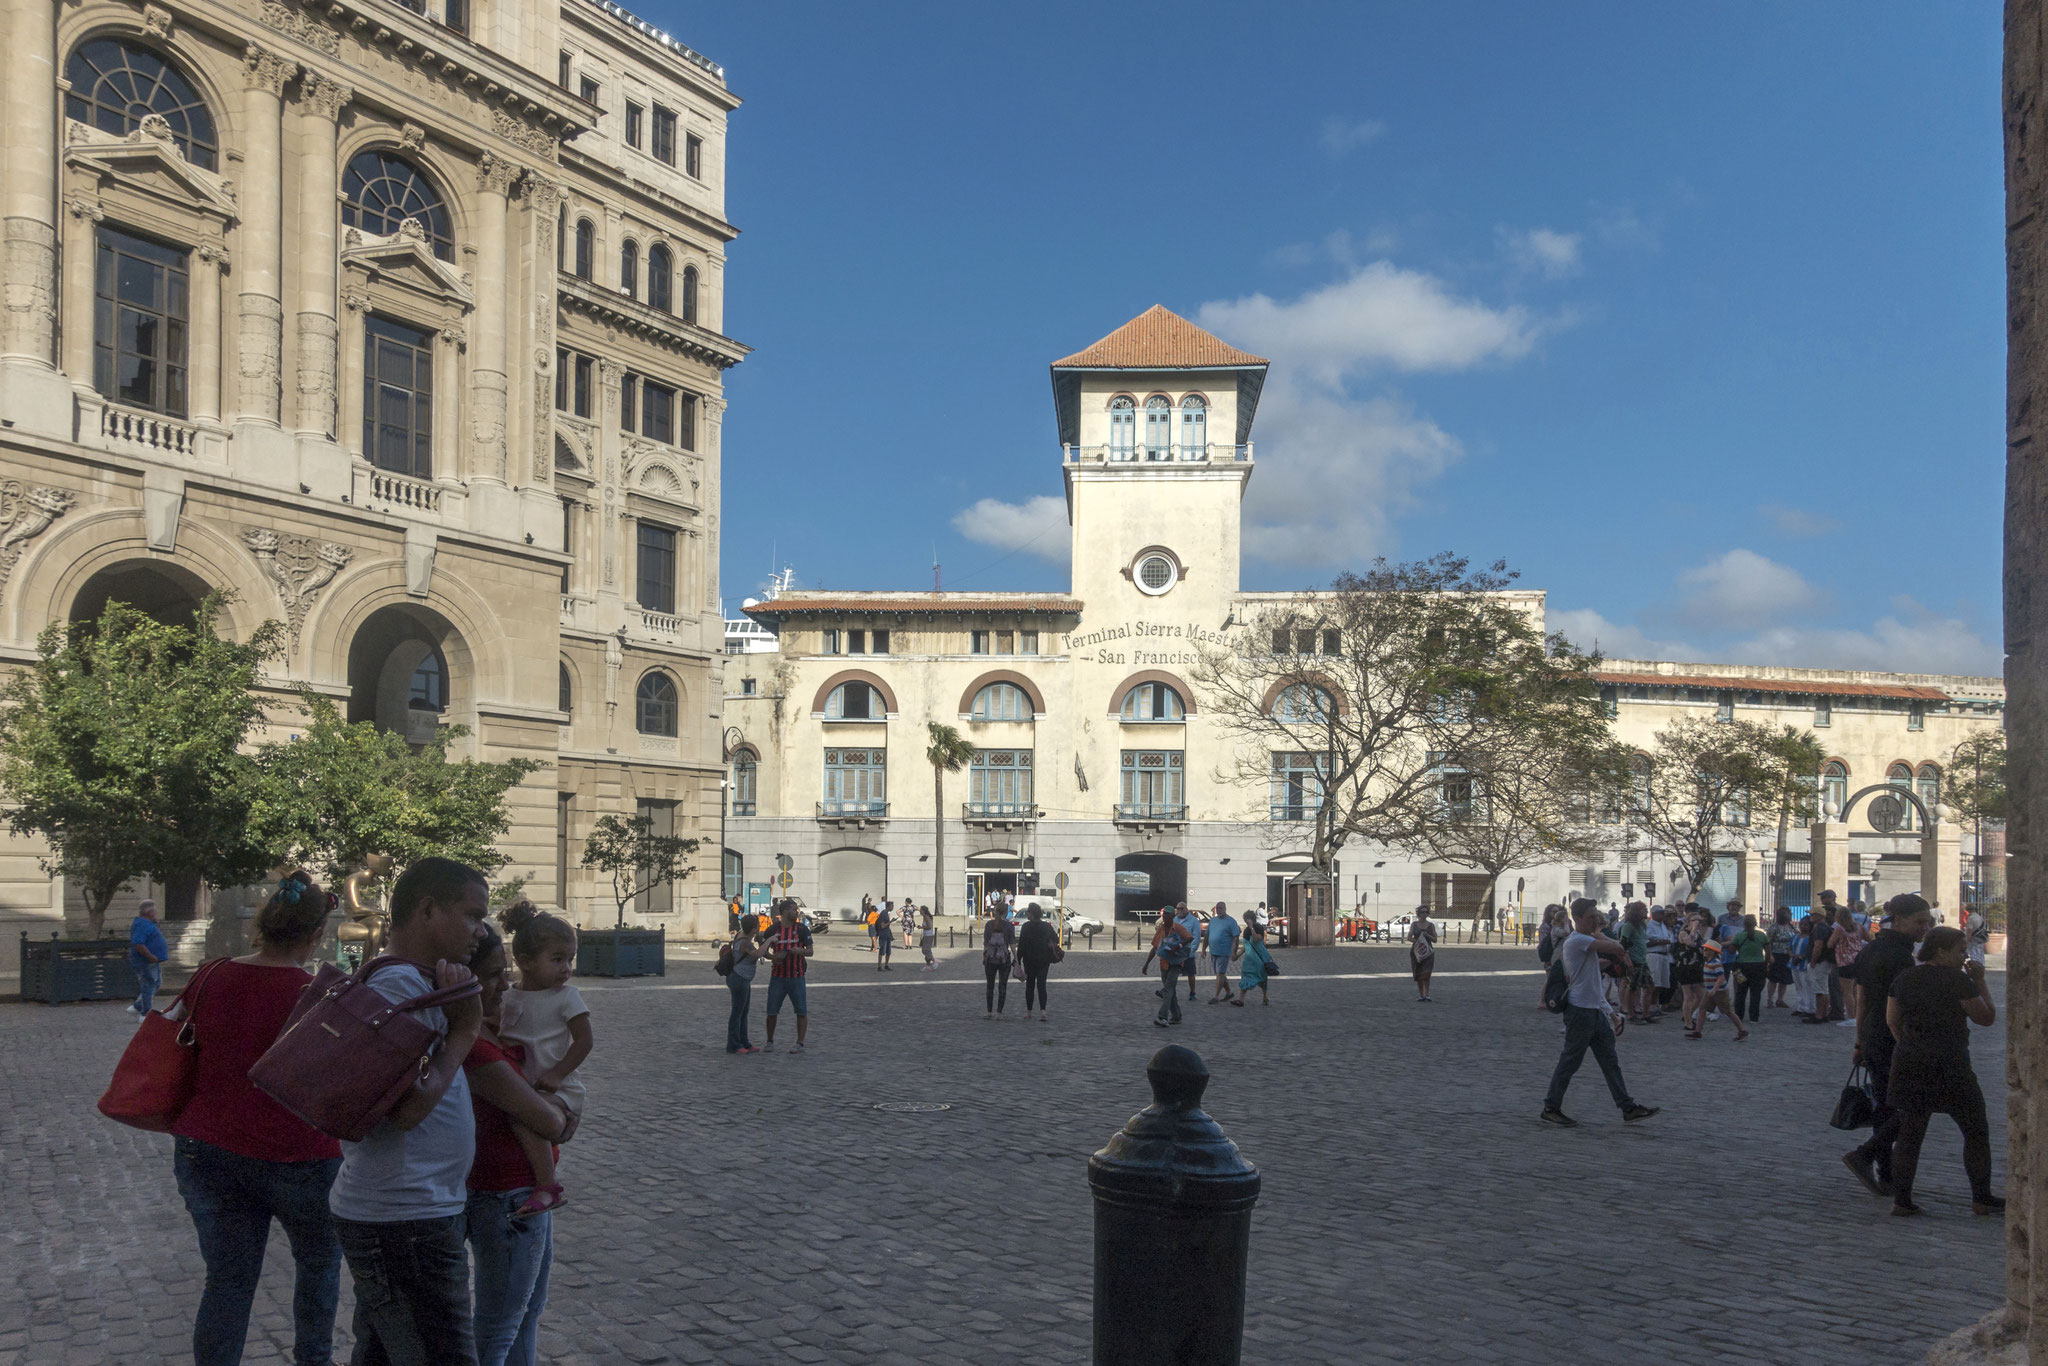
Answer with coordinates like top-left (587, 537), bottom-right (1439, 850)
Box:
top-left (772, 896), bottom-right (830, 934)
top-left (1063, 913), bottom-right (1104, 940)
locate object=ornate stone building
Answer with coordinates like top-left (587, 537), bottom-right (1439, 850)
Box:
top-left (0, 0), bottom-right (742, 968)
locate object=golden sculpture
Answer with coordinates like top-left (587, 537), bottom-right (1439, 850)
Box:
top-left (336, 853), bottom-right (395, 964)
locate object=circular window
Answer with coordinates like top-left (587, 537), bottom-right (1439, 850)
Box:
top-left (1136, 554), bottom-right (1177, 595)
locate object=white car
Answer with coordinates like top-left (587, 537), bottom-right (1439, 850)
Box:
top-left (1063, 913), bottom-right (1104, 939)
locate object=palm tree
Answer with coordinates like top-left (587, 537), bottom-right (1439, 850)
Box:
top-left (927, 722), bottom-right (975, 922)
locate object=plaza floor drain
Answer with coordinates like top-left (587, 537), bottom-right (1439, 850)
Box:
top-left (872, 1101), bottom-right (952, 1113)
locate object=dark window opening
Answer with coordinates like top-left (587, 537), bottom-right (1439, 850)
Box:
top-left (92, 226), bottom-right (189, 417)
top-left (362, 313), bottom-right (434, 479)
top-left (636, 522), bottom-right (676, 614)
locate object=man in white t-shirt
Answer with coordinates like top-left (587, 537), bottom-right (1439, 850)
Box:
top-left (1541, 899), bottom-right (1659, 1128)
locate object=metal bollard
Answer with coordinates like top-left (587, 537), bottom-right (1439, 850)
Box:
top-left (1089, 1046), bottom-right (1260, 1366)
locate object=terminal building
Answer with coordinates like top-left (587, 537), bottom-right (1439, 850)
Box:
top-left (0, 0), bottom-right (741, 970)
top-left (719, 307), bottom-right (2004, 926)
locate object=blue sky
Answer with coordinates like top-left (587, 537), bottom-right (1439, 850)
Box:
top-left (663, 2), bottom-right (2003, 675)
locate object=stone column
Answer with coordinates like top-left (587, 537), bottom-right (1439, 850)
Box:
top-left (1734, 849), bottom-right (1766, 913)
top-left (2, 0), bottom-right (56, 365)
top-left (60, 200), bottom-right (103, 380)
top-left (520, 176), bottom-right (561, 489)
top-left (1808, 821), bottom-right (1849, 908)
top-left (1920, 819), bottom-right (1963, 923)
top-left (293, 73), bottom-right (351, 440)
top-left (235, 47), bottom-right (295, 429)
top-left (191, 246), bottom-right (227, 428)
top-left (469, 155), bottom-right (517, 484)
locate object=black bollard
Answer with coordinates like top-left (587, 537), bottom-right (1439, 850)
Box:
top-left (1089, 1046), bottom-right (1260, 1366)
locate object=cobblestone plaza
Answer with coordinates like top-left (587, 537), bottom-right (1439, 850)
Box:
top-left (3, 943), bottom-right (2007, 1365)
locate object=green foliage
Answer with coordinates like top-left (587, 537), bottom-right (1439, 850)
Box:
top-left (1947, 730), bottom-right (2007, 822)
top-left (580, 813), bottom-right (699, 927)
top-left (925, 722), bottom-right (975, 774)
top-left (926, 722), bottom-right (975, 920)
top-left (251, 692), bottom-right (546, 884)
top-left (0, 595), bottom-right (282, 934)
top-left (492, 875), bottom-right (531, 908)
top-left (1629, 716), bottom-right (1785, 898)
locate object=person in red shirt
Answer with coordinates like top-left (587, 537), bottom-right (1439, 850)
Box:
top-left (763, 898), bottom-right (814, 1052)
top-left (170, 872), bottom-right (344, 1366)
top-left (463, 919), bottom-right (577, 1366)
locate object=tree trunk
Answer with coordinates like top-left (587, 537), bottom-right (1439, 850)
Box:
top-left (1773, 801), bottom-right (1791, 907)
top-left (932, 766), bottom-right (946, 920)
top-left (84, 888), bottom-right (112, 940)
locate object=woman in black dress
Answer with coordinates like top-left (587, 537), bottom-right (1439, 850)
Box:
top-left (1885, 926), bottom-right (2002, 1216)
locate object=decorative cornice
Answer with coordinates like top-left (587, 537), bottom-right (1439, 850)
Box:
top-left (555, 273), bottom-right (749, 371)
top-left (298, 72), bottom-right (353, 121)
top-left (259, 0), bottom-right (341, 55)
top-left (242, 46), bottom-right (298, 95)
top-left (491, 109), bottom-right (556, 158)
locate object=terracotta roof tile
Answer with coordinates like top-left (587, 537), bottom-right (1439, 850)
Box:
top-left (1597, 671), bottom-right (1950, 702)
top-left (745, 594), bottom-right (1082, 617)
top-left (1051, 305), bottom-right (1268, 370)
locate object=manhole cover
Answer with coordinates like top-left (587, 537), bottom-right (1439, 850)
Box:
top-left (872, 1101), bottom-right (952, 1113)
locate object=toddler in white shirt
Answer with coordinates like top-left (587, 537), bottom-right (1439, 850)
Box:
top-left (496, 901), bottom-right (594, 1218)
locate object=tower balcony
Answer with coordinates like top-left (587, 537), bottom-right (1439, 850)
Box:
top-left (1064, 443), bottom-right (1252, 465)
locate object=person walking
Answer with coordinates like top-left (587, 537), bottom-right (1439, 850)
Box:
top-left (1729, 914), bottom-right (1771, 1024)
top-left (1842, 893), bottom-right (1935, 1199)
top-left (1540, 900), bottom-right (1658, 1127)
top-left (328, 858), bottom-right (502, 1366)
top-left (1174, 901), bottom-right (1200, 1001)
top-left (723, 920), bottom-right (764, 1054)
top-left (1614, 902), bottom-right (1654, 1023)
top-left (462, 919), bottom-right (578, 1366)
top-left (1766, 906), bottom-right (1797, 1009)
top-left (1694, 924), bottom-right (1748, 1041)
top-left (1017, 904), bottom-right (1059, 1022)
top-left (1236, 924), bottom-right (1274, 1006)
top-left (1966, 904), bottom-right (1990, 968)
top-left (1790, 916), bottom-right (1816, 1018)
top-left (1645, 906), bottom-right (1674, 1012)
top-left (171, 873), bottom-right (344, 1366)
top-left (1152, 908), bottom-right (1196, 1028)
top-left (1208, 903), bottom-right (1242, 1004)
top-left (1885, 927), bottom-right (2002, 1216)
top-left (127, 898), bottom-right (170, 1018)
top-left (1535, 905), bottom-right (1568, 1008)
top-left (919, 905), bottom-right (937, 971)
top-left (1408, 905), bottom-right (1438, 1003)
top-left (762, 899), bottom-right (814, 1052)
top-left (874, 902), bottom-right (894, 972)
top-left (1830, 904), bottom-right (1868, 1028)
top-left (1806, 907), bottom-right (1838, 1024)
top-left (983, 910), bottom-right (1017, 1019)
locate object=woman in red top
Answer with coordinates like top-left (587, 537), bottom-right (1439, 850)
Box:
top-left (170, 872), bottom-right (343, 1366)
top-left (463, 918), bottom-right (577, 1366)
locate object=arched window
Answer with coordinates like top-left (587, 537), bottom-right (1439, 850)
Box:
top-left (1109, 395), bottom-right (1136, 457)
top-left (971, 682), bottom-right (1028, 721)
top-left (558, 661), bottom-right (572, 714)
top-left (1144, 396), bottom-right (1172, 459)
top-left (342, 151), bottom-right (453, 260)
top-left (1121, 681), bottom-right (1184, 722)
top-left (825, 681), bottom-right (882, 720)
top-left (1821, 761), bottom-right (1848, 817)
top-left (1274, 683), bottom-right (1333, 723)
top-left (1888, 761), bottom-right (1916, 832)
top-left (1917, 763), bottom-right (1941, 815)
top-left (681, 264), bottom-right (699, 324)
top-left (1179, 394), bottom-right (1207, 458)
top-left (65, 39), bottom-right (219, 170)
top-left (619, 239), bottom-right (638, 299)
top-left (636, 671), bottom-right (678, 736)
top-left (647, 245), bottom-right (673, 312)
top-left (573, 219), bottom-right (594, 279)
top-left (408, 650), bottom-right (446, 712)
top-left (731, 751), bottom-right (757, 815)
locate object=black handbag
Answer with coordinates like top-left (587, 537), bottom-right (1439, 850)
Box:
top-left (1830, 1062), bottom-right (1876, 1131)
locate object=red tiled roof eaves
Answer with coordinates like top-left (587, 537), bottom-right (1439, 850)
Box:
top-left (1597, 672), bottom-right (1950, 702)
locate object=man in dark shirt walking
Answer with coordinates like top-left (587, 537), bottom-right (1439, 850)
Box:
top-left (1842, 892), bottom-right (1935, 1196)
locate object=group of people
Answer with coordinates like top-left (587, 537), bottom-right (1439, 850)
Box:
top-left (856, 895), bottom-right (938, 971)
top-left (151, 859), bottom-right (594, 1366)
top-left (1140, 902), bottom-right (1279, 1026)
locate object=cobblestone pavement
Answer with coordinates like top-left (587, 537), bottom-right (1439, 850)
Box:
top-left (2, 940), bottom-right (2007, 1365)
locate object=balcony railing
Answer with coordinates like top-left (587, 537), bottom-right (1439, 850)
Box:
top-left (99, 402), bottom-right (198, 457)
top-left (963, 801), bottom-right (1037, 821)
top-left (817, 800), bottom-right (887, 820)
top-left (1115, 802), bottom-right (1189, 824)
top-left (637, 607), bottom-right (681, 637)
top-left (367, 467), bottom-right (443, 513)
top-left (1065, 443), bottom-right (1252, 466)
top-left (730, 801), bottom-right (756, 817)
top-left (1269, 804), bottom-right (1324, 823)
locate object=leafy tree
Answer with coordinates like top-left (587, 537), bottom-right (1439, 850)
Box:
top-left (1752, 725), bottom-right (1827, 906)
top-left (1947, 730), bottom-right (2007, 823)
top-left (579, 813), bottom-right (699, 927)
top-left (251, 692), bottom-right (545, 885)
top-left (926, 722), bottom-right (975, 920)
top-left (1627, 716), bottom-right (1781, 903)
top-left (0, 595), bottom-right (281, 937)
top-left (1390, 636), bottom-right (1622, 923)
top-left (1193, 554), bottom-right (1562, 878)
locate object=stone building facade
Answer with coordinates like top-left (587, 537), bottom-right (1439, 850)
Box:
top-left (0, 0), bottom-right (741, 969)
top-left (720, 307), bottom-right (2004, 927)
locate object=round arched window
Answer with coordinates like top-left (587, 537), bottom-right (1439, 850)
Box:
top-left (64, 38), bottom-right (219, 169)
top-left (342, 150), bottom-right (453, 260)
top-left (1135, 553), bottom-right (1177, 595)
top-left (636, 671), bottom-right (678, 736)
top-left (558, 661), bottom-right (573, 714)
top-left (1121, 681), bottom-right (1185, 722)
top-left (971, 682), bottom-right (1028, 721)
top-left (824, 682), bottom-right (882, 720)
top-left (648, 245), bottom-right (673, 312)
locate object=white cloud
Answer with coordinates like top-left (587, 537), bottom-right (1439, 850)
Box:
top-left (951, 495), bottom-right (1070, 565)
top-left (1546, 607), bottom-right (1698, 662)
top-left (1671, 549), bottom-right (1826, 632)
top-left (1501, 226), bottom-right (1583, 280)
top-left (1197, 263), bottom-right (1541, 387)
top-left (1758, 502), bottom-right (1840, 537)
top-left (1321, 118), bottom-right (1387, 155)
top-left (1267, 227), bottom-right (1399, 271)
top-left (1724, 605), bottom-right (2002, 676)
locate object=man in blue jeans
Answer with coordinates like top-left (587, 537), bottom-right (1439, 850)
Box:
top-left (127, 898), bottom-right (168, 1017)
top-left (1541, 899), bottom-right (1660, 1128)
top-left (1154, 909), bottom-right (1195, 1027)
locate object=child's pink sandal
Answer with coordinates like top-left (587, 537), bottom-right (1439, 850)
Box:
top-left (513, 1185), bottom-right (567, 1219)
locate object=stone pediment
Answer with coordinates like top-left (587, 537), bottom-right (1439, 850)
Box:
top-left (63, 120), bottom-right (238, 221)
top-left (340, 223), bottom-right (473, 309)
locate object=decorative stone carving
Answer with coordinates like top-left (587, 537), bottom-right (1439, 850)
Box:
top-left (397, 217), bottom-right (426, 244)
top-left (476, 153), bottom-right (519, 197)
top-left (399, 122), bottom-right (426, 152)
top-left (604, 634), bottom-right (622, 715)
top-left (136, 113), bottom-right (177, 148)
top-left (142, 4), bottom-right (173, 38)
top-left (237, 295), bottom-right (284, 423)
top-left (298, 72), bottom-right (353, 121)
top-left (197, 243), bottom-right (231, 272)
top-left (259, 0), bottom-right (341, 55)
top-left (2, 222), bottom-right (56, 360)
top-left (242, 528), bottom-right (352, 650)
top-left (519, 175), bottom-right (564, 215)
top-left (243, 46), bottom-right (298, 95)
top-left (490, 109), bottom-right (555, 158)
top-left (0, 483), bottom-right (74, 605)
top-left (341, 287), bottom-right (369, 311)
top-left (64, 197), bottom-right (105, 224)
top-left (439, 322), bottom-right (465, 348)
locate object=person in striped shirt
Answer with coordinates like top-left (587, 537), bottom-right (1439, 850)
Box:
top-left (762, 899), bottom-right (814, 1053)
top-left (1695, 914), bottom-right (1748, 1041)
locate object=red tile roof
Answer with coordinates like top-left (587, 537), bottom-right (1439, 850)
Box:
top-left (1596, 671), bottom-right (1950, 702)
top-left (1051, 305), bottom-right (1268, 369)
top-left (745, 594), bottom-right (1082, 617)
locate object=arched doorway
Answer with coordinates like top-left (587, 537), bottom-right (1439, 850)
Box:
top-left (345, 603), bottom-right (472, 745)
top-left (819, 847), bottom-right (886, 914)
top-left (966, 848), bottom-right (1036, 912)
top-left (1115, 851), bottom-right (1186, 922)
top-left (68, 560), bottom-right (213, 630)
